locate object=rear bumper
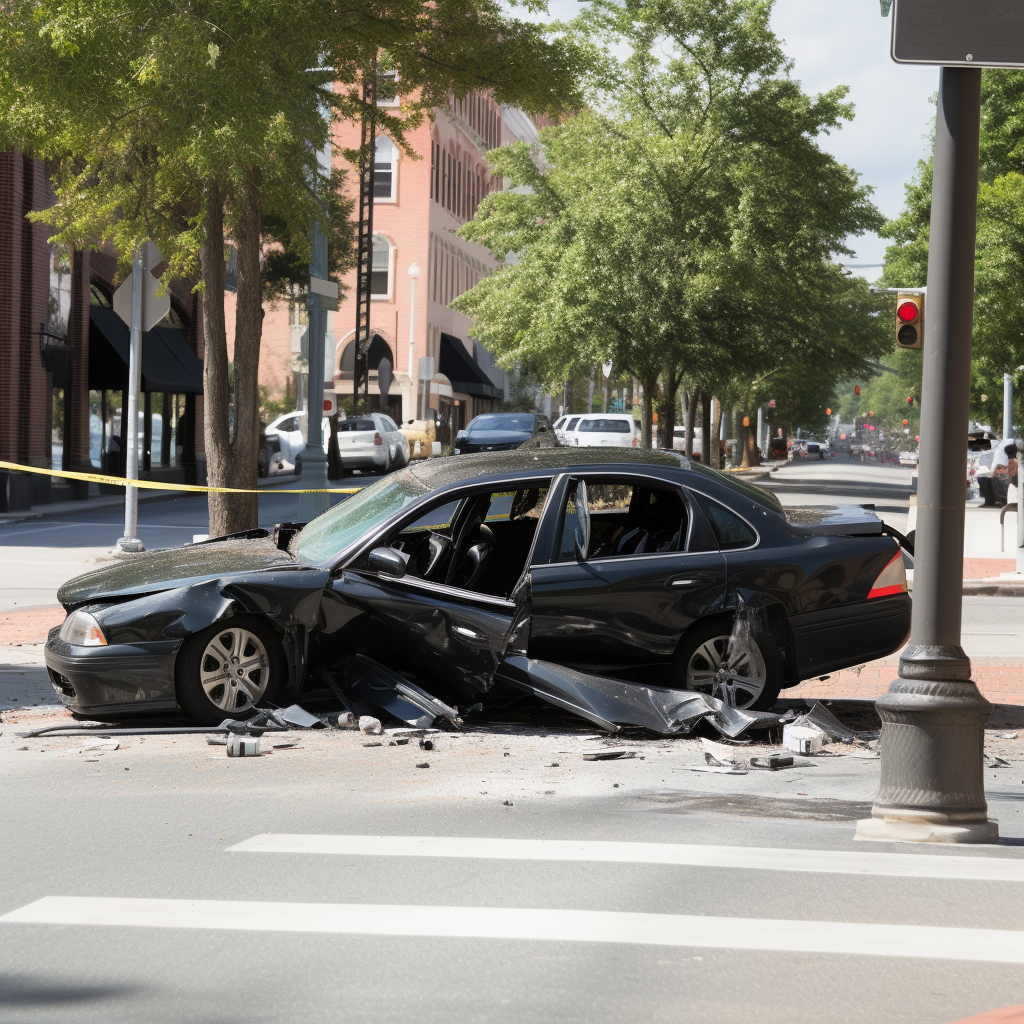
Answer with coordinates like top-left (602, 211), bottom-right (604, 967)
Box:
top-left (44, 627), bottom-right (180, 716)
top-left (340, 446), bottom-right (388, 469)
top-left (788, 595), bottom-right (911, 682)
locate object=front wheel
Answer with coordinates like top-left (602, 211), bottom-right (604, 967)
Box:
top-left (176, 617), bottom-right (285, 724)
top-left (673, 616), bottom-right (784, 711)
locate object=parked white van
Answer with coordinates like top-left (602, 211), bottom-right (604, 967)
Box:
top-left (568, 414), bottom-right (640, 448)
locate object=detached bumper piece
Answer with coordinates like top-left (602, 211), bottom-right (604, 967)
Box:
top-left (498, 656), bottom-right (783, 738)
top-left (323, 656), bottom-right (463, 730)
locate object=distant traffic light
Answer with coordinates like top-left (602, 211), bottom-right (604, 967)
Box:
top-left (907, 395), bottom-right (915, 405)
top-left (826, 407), bottom-right (832, 415)
top-left (854, 385), bottom-right (861, 396)
top-left (895, 292), bottom-right (924, 349)
top-left (869, 410), bottom-right (874, 417)
top-left (902, 419), bottom-right (909, 426)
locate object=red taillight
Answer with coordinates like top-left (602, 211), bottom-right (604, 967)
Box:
top-left (867, 550), bottom-right (908, 599)
top-left (373, 432), bottom-right (382, 446)
top-left (632, 437), bottom-right (639, 447)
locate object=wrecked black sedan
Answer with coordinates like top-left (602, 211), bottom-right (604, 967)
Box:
top-left (44, 449), bottom-right (910, 732)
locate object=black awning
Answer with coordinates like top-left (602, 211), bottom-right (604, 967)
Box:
top-left (439, 333), bottom-right (502, 400)
top-left (89, 306), bottom-right (203, 394)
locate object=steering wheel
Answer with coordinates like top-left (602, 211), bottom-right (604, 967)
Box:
top-left (448, 522), bottom-right (495, 590)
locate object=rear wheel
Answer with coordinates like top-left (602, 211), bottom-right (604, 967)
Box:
top-left (176, 617), bottom-right (285, 724)
top-left (673, 616), bottom-right (784, 711)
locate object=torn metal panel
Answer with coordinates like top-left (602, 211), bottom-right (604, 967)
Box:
top-left (499, 656), bottom-right (719, 736)
top-left (708, 702), bottom-right (785, 739)
top-left (793, 701), bottom-right (857, 742)
top-left (277, 705), bottom-right (324, 729)
top-left (330, 655), bottom-right (462, 729)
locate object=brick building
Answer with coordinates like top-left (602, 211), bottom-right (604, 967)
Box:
top-left (0, 150), bottom-right (205, 510)
top-left (239, 92), bottom-right (545, 438)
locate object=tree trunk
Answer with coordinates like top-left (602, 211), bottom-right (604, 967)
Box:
top-left (710, 397), bottom-right (723, 469)
top-left (659, 364), bottom-right (679, 452)
top-left (739, 412), bottom-right (760, 468)
top-left (640, 374), bottom-right (656, 448)
top-left (683, 389), bottom-right (698, 458)
top-left (701, 391), bottom-right (712, 469)
top-left (203, 170), bottom-right (262, 537)
top-left (200, 179), bottom-right (233, 537)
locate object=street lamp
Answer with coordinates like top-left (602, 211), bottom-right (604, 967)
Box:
top-left (408, 262), bottom-right (420, 420)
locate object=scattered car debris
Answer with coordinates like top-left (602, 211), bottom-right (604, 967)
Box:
top-left (326, 711), bottom-right (357, 729)
top-left (791, 701), bottom-right (857, 742)
top-left (277, 705), bottom-right (324, 730)
top-left (389, 738), bottom-right (410, 746)
top-left (581, 750), bottom-right (636, 761)
top-left (986, 755), bottom-right (1012, 768)
top-left (784, 725), bottom-right (824, 755)
top-left (272, 741), bottom-right (299, 749)
top-left (359, 716), bottom-right (383, 735)
top-left (207, 736), bottom-right (227, 746)
top-left (415, 762), bottom-right (430, 768)
top-left (79, 740), bottom-right (119, 753)
top-left (686, 764), bottom-right (748, 775)
top-left (226, 734), bottom-right (260, 757)
top-left (749, 754), bottom-right (795, 771)
top-left (362, 741), bottom-right (383, 748)
top-left (999, 733), bottom-right (1019, 740)
top-left (419, 738), bottom-right (434, 751)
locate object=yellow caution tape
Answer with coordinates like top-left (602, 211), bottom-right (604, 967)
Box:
top-left (0, 461), bottom-right (359, 495)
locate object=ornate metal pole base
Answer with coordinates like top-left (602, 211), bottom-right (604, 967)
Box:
top-left (856, 646), bottom-right (998, 844)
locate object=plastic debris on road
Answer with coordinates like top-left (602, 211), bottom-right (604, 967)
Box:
top-left (784, 724), bottom-right (824, 755)
top-left (226, 734), bottom-right (260, 757)
top-left (359, 716), bottom-right (383, 735)
top-left (581, 749), bottom-right (636, 761)
top-left (277, 705), bottom-right (324, 730)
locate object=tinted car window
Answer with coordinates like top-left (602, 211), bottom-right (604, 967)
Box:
top-left (566, 417), bottom-right (581, 430)
top-left (700, 500), bottom-right (757, 549)
top-left (277, 416), bottom-right (298, 432)
top-left (467, 414), bottom-right (535, 434)
top-left (337, 419), bottom-right (377, 432)
top-left (578, 418), bottom-right (631, 433)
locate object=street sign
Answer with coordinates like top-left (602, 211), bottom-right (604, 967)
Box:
top-left (113, 241), bottom-right (169, 332)
top-left (892, 0), bottom-right (1024, 68)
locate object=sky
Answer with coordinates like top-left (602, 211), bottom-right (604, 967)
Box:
top-left (541, 0), bottom-right (940, 280)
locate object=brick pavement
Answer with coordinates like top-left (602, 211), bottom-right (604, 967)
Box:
top-left (0, 606), bottom-right (63, 646)
top-left (963, 557), bottom-right (1017, 580)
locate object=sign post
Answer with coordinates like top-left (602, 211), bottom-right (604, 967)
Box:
top-left (112, 241), bottom-right (168, 554)
top-left (857, 2), bottom-right (1024, 843)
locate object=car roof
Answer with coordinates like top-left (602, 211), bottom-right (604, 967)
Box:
top-left (399, 448), bottom-right (784, 512)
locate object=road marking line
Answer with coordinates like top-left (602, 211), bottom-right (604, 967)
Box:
top-left (4, 897), bottom-right (1024, 962)
top-left (226, 834), bottom-right (1024, 882)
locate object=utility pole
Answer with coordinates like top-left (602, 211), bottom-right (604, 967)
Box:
top-left (352, 70), bottom-right (377, 410)
top-left (858, 66), bottom-right (995, 843)
top-left (298, 86), bottom-right (338, 523)
top-left (408, 262), bottom-right (419, 421)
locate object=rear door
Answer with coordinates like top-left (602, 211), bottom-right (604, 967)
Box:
top-left (527, 473), bottom-right (727, 675)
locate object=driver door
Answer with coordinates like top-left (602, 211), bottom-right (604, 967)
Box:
top-left (320, 486), bottom-right (534, 702)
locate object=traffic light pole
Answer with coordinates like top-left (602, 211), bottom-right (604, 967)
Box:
top-left (858, 67), bottom-right (996, 844)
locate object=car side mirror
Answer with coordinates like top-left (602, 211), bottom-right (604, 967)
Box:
top-left (573, 480), bottom-right (590, 561)
top-left (368, 546), bottom-right (409, 578)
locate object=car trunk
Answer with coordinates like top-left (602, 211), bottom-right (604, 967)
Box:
top-left (337, 418), bottom-right (380, 454)
top-left (783, 504), bottom-right (883, 536)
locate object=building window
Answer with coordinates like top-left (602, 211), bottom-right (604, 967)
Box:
top-left (371, 236), bottom-right (391, 297)
top-left (377, 71), bottom-right (399, 107)
top-left (374, 137), bottom-right (396, 200)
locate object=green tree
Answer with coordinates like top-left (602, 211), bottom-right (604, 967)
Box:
top-left (881, 70), bottom-right (1024, 431)
top-left (454, 0), bottom-right (886, 455)
top-left (1, 0), bottom-right (580, 534)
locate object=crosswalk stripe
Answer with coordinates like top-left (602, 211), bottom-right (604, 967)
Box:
top-left (226, 834), bottom-right (1024, 883)
top-left (4, 897), bottom-right (1024, 962)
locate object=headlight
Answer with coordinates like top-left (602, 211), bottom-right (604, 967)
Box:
top-left (59, 610), bottom-right (108, 647)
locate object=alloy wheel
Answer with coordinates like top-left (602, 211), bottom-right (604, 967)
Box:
top-left (685, 634), bottom-right (767, 709)
top-left (199, 627), bottom-right (270, 713)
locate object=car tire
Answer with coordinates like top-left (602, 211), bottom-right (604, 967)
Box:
top-left (176, 616), bottom-right (285, 725)
top-left (672, 615), bottom-right (784, 712)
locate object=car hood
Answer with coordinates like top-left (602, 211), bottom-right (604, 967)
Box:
top-left (58, 539), bottom-right (300, 607)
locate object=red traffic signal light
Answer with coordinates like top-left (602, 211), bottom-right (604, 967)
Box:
top-left (869, 410), bottom-right (874, 417)
top-left (854, 385), bottom-right (861, 396)
top-left (906, 395), bottom-right (915, 405)
top-left (902, 419), bottom-right (909, 426)
top-left (895, 292), bottom-right (924, 350)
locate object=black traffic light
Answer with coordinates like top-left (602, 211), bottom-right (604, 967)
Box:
top-left (895, 292), bottom-right (924, 350)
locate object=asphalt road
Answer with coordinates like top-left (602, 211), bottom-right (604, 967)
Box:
top-left (3, 723), bottom-right (1024, 1024)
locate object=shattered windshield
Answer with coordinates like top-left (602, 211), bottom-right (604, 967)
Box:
top-left (293, 472), bottom-right (431, 562)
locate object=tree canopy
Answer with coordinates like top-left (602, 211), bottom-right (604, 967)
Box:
top-left (454, 0), bottom-right (889, 451)
top-left (1, 0), bottom-right (581, 532)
